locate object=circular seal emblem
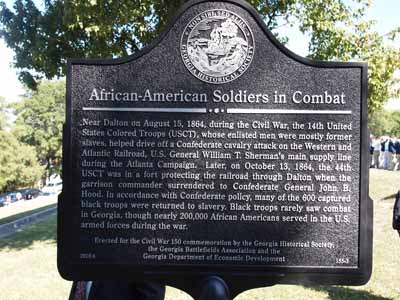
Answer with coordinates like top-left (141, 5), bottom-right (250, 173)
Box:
top-left (181, 9), bottom-right (255, 84)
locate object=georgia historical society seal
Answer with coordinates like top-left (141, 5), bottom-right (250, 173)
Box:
top-left (181, 9), bottom-right (255, 84)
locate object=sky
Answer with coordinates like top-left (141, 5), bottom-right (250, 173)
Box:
top-left (365, 0), bottom-right (400, 111)
top-left (0, 0), bottom-right (399, 109)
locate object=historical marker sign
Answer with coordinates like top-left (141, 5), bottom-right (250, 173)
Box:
top-left (58, 0), bottom-right (372, 295)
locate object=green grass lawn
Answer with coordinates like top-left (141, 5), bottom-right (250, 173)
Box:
top-left (0, 169), bottom-right (399, 300)
top-left (0, 216), bottom-right (72, 300)
top-left (369, 169), bottom-right (400, 201)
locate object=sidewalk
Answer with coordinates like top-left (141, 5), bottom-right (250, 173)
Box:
top-left (0, 194), bottom-right (58, 238)
top-left (0, 206), bottom-right (57, 238)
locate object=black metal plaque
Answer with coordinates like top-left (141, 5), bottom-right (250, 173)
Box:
top-left (58, 0), bottom-right (372, 295)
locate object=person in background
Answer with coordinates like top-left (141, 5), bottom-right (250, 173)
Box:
top-left (372, 137), bottom-right (381, 168)
top-left (380, 136), bottom-right (395, 170)
top-left (16, 192), bottom-right (22, 202)
top-left (369, 135), bottom-right (374, 167)
top-left (393, 138), bottom-right (400, 171)
top-left (5, 194), bottom-right (11, 205)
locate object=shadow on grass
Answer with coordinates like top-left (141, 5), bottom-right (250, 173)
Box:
top-left (0, 215), bottom-right (57, 251)
top-left (305, 285), bottom-right (393, 300)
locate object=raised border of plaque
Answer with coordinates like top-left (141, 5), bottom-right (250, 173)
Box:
top-left (58, 0), bottom-right (372, 296)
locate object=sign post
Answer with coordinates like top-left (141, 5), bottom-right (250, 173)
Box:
top-left (58, 0), bottom-right (372, 297)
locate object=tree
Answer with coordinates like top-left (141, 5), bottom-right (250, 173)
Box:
top-left (0, 131), bottom-right (44, 192)
top-left (0, 96), bottom-right (7, 130)
top-left (0, 0), bottom-right (399, 115)
top-left (12, 80), bottom-right (65, 177)
top-left (0, 0), bottom-right (297, 89)
top-left (0, 96), bottom-right (43, 192)
top-left (292, 1), bottom-right (400, 117)
top-left (369, 110), bottom-right (400, 138)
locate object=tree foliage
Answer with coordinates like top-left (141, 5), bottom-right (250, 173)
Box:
top-left (0, 96), bottom-right (7, 130)
top-left (293, 1), bottom-right (400, 117)
top-left (12, 80), bottom-right (65, 176)
top-left (0, 0), bottom-right (297, 90)
top-left (0, 0), bottom-right (399, 115)
top-left (0, 96), bottom-right (43, 192)
top-left (369, 110), bottom-right (400, 138)
top-left (0, 131), bottom-right (44, 192)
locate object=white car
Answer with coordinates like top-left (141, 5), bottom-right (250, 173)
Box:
top-left (41, 181), bottom-right (63, 195)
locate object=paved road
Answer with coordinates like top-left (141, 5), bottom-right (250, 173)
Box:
top-left (0, 206), bottom-right (57, 238)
